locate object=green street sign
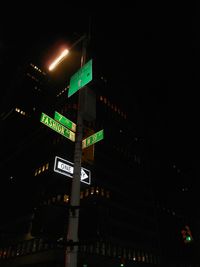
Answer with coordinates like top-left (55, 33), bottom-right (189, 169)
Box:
top-left (54, 111), bottom-right (76, 132)
top-left (82, 129), bottom-right (104, 149)
top-left (68, 59), bottom-right (92, 98)
top-left (40, 112), bottom-right (75, 142)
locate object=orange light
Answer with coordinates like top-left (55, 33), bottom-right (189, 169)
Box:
top-left (48, 49), bottom-right (69, 71)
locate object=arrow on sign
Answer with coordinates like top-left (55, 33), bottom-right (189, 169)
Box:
top-left (81, 169), bottom-right (88, 181)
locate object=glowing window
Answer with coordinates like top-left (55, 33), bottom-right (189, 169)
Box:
top-left (38, 168), bottom-right (41, 174)
top-left (91, 187), bottom-right (94, 194)
top-left (34, 169), bottom-right (38, 176)
top-left (96, 187), bottom-right (99, 194)
top-left (64, 194), bottom-right (69, 203)
top-left (100, 96), bottom-right (103, 101)
top-left (45, 163), bottom-right (49, 170)
top-left (42, 165), bottom-right (45, 172)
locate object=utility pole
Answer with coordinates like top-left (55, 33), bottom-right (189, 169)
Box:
top-left (65, 35), bottom-right (87, 267)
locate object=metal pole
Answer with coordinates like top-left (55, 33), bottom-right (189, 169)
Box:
top-left (65, 35), bottom-right (87, 267)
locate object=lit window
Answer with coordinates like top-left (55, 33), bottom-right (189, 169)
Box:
top-left (132, 250), bottom-right (136, 261)
top-left (38, 168), bottom-right (41, 174)
top-left (96, 187), bottom-right (99, 194)
top-left (34, 169), bottom-right (38, 176)
top-left (142, 252), bottom-right (145, 262)
top-left (64, 194), bottom-right (69, 203)
top-left (100, 96), bottom-right (103, 101)
top-left (45, 163), bottom-right (49, 170)
top-left (91, 187), bottom-right (94, 194)
top-left (42, 165), bottom-right (45, 172)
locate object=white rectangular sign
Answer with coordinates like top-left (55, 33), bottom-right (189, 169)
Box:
top-left (54, 156), bottom-right (91, 185)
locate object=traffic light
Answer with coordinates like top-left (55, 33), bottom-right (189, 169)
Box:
top-left (181, 225), bottom-right (193, 244)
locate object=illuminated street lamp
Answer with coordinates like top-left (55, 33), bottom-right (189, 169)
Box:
top-left (48, 49), bottom-right (69, 71)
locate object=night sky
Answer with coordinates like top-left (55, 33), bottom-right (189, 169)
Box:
top-left (0, 5), bottom-right (198, 220)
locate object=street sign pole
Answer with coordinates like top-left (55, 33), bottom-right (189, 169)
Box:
top-left (65, 35), bottom-right (87, 267)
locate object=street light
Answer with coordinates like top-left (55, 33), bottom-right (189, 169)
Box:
top-left (48, 49), bottom-right (69, 71)
top-left (48, 35), bottom-right (88, 267)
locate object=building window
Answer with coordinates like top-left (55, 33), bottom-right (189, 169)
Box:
top-left (85, 189), bottom-right (89, 197)
top-left (46, 163), bottom-right (49, 170)
top-left (91, 187), bottom-right (94, 195)
top-left (64, 194), bottom-right (69, 203)
top-left (57, 194), bottom-right (61, 202)
top-left (96, 187), bottom-right (99, 194)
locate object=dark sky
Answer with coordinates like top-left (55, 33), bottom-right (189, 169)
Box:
top-left (0, 5), bottom-right (199, 216)
top-left (1, 6), bottom-right (198, 147)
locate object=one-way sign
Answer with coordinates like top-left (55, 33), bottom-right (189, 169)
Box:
top-left (54, 156), bottom-right (91, 185)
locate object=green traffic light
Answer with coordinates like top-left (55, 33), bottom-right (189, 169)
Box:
top-left (186, 236), bottom-right (191, 241)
